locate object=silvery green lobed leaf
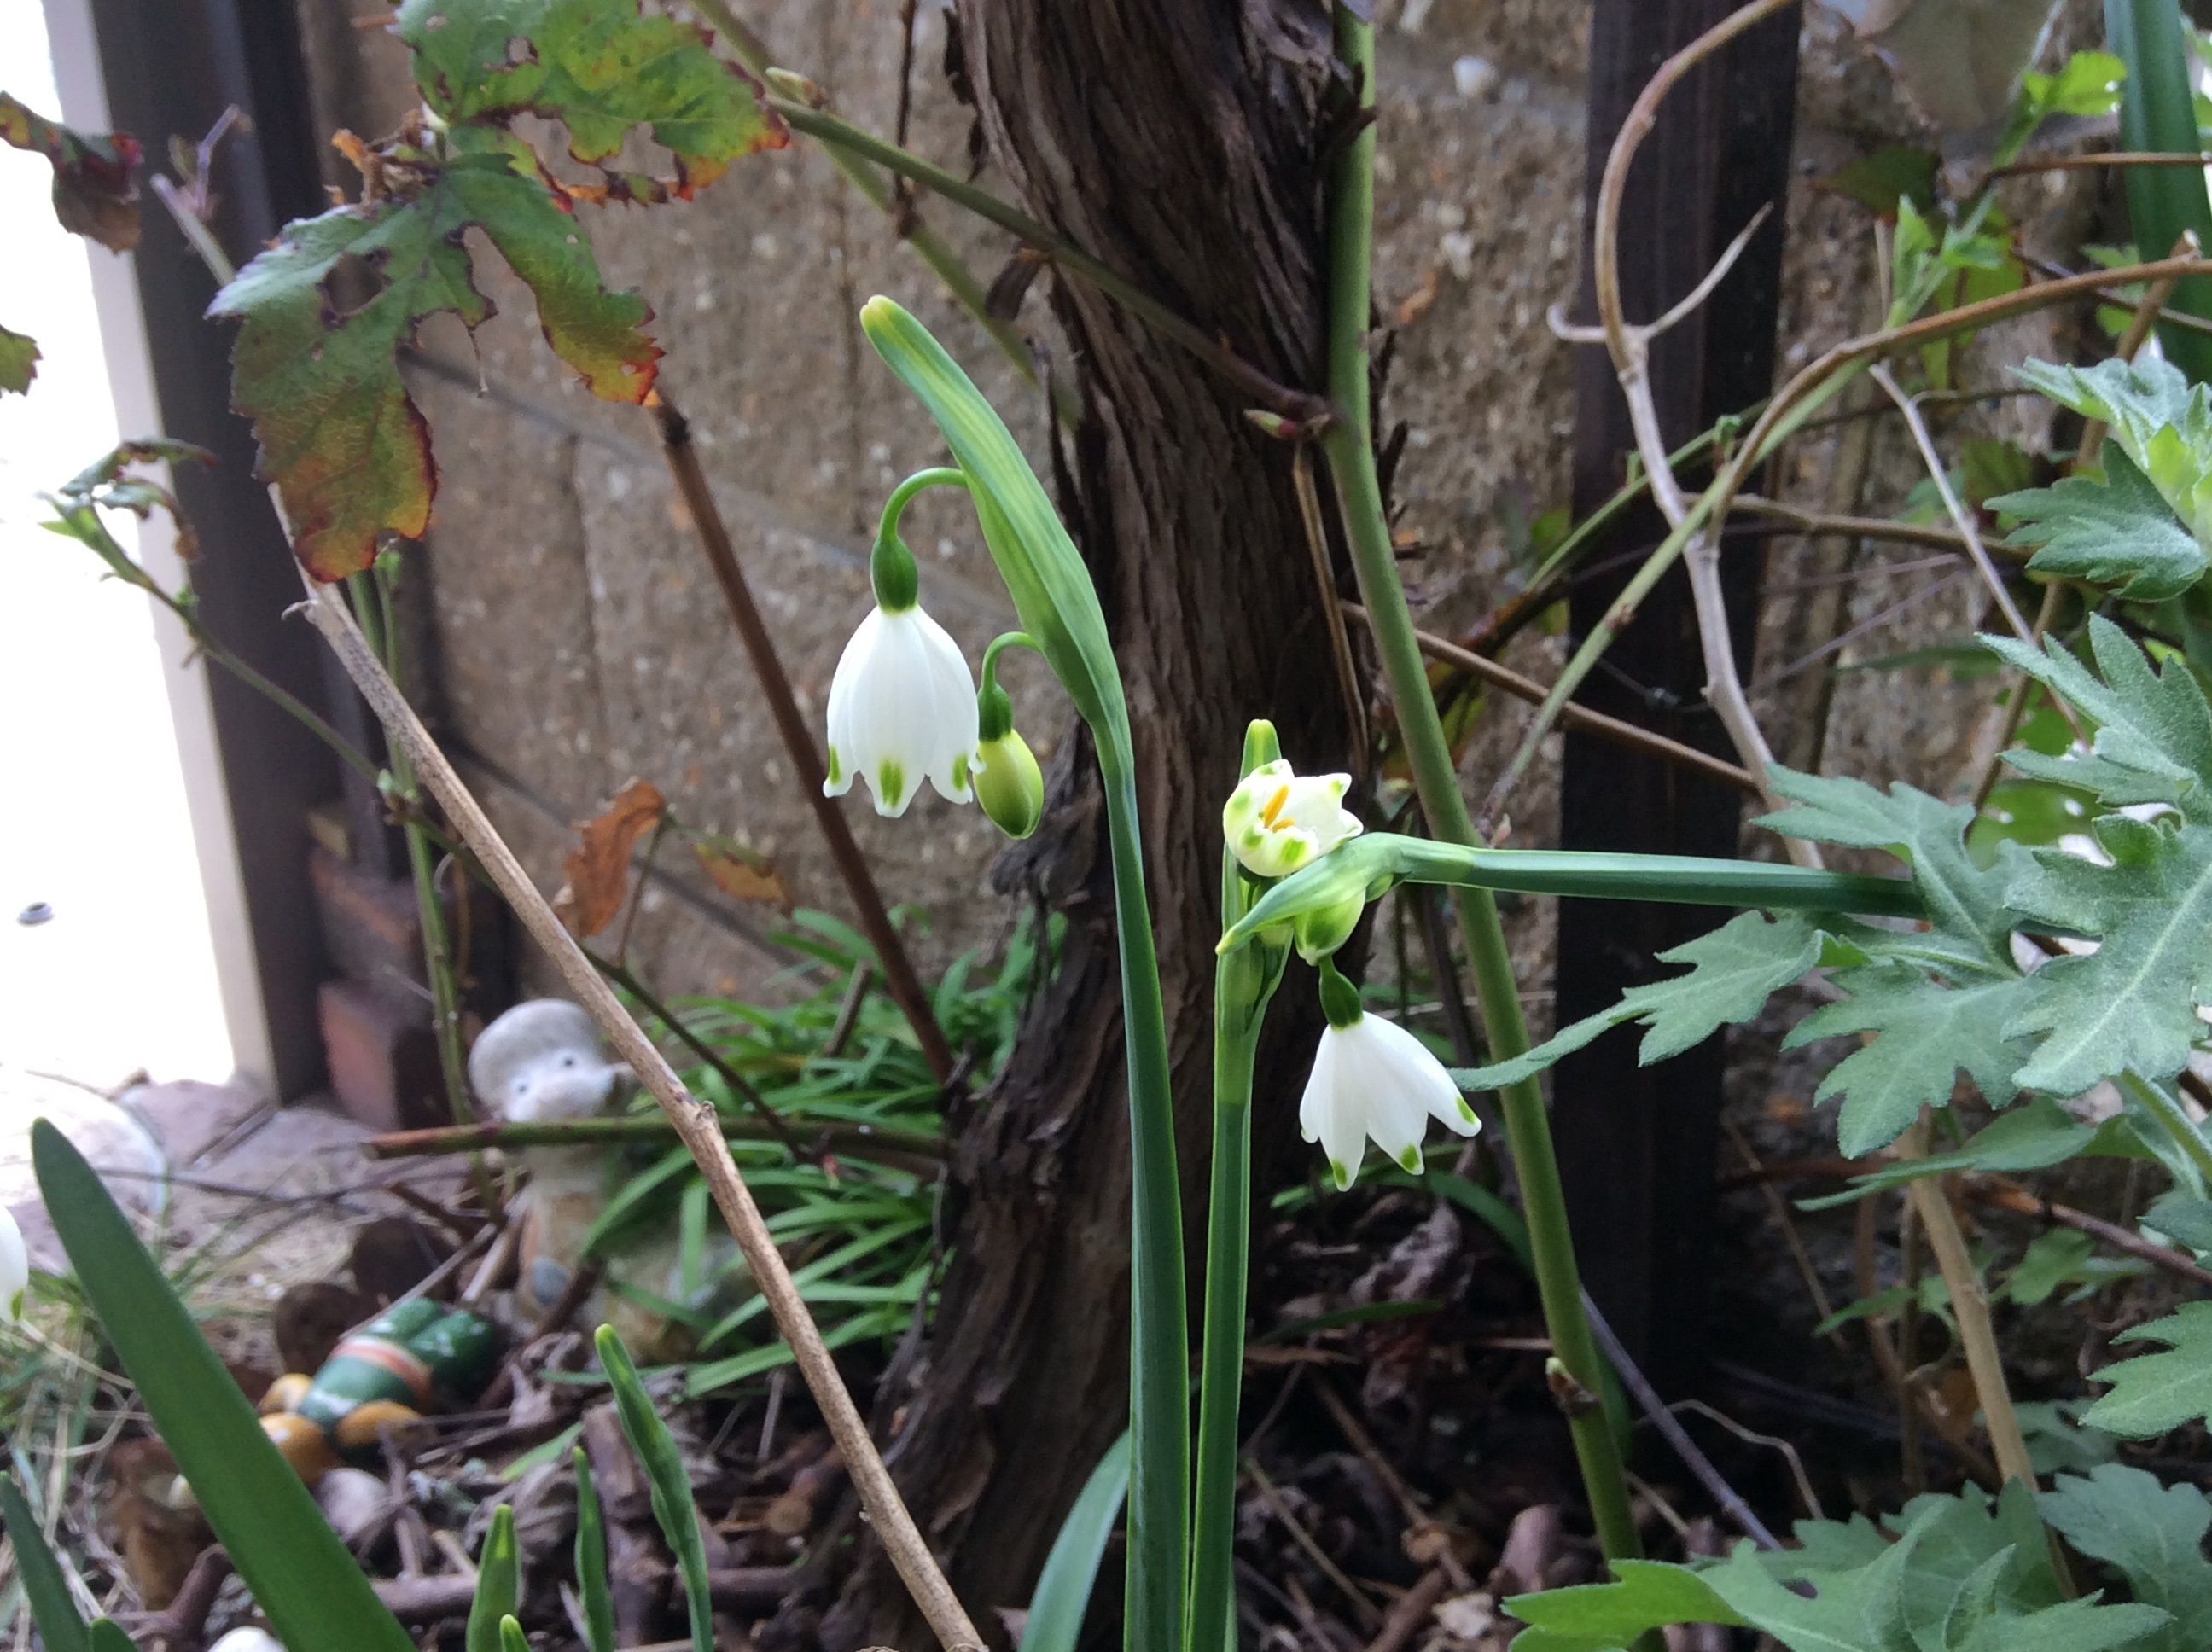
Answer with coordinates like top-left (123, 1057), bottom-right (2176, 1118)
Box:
top-left (1784, 963), bottom-right (2030, 1155)
top-left (2040, 1465), bottom-right (2212, 1652)
top-left (1508, 1480), bottom-right (2168, 1652)
top-left (1990, 445), bottom-right (2208, 601)
top-left (1986, 618), bottom-right (2212, 811)
top-left (2085, 1300), bottom-right (2212, 1437)
top-left (2002, 815), bottom-right (2212, 1096)
top-left (1454, 911), bottom-right (1825, 1093)
top-left (2017, 355), bottom-right (2212, 544)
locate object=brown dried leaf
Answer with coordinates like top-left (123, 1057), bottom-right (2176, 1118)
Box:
top-left (561, 777), bottom-right (666, 936)
top-left (694, 835), bottom-right (791, 912)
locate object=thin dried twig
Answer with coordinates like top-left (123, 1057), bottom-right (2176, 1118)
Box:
top-left (1580, 0), bottom-right (1802, 847)
top-left (1342, 603), bottom-right (1761, 794)
top-left (1294, 445), bottom-right (1371, 774)
top-left (294, 573), bottom-right (985, 1652)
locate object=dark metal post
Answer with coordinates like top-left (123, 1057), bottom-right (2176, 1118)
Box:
top-left (1552, 1), bottom-right (1801, 1389)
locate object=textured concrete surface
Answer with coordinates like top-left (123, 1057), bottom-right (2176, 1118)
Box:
top-left (288, 0), bottom-right (2098, 1009)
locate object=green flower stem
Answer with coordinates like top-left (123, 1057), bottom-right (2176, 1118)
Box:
top-left (1324, 2), bottom-right (1647, 1584)
top-left (1097, 757), bottom-right (1190, 1652)
top-left (976, 630), bottom-right (1038, 741)
top-left (776, 102), bottom-right (1321, 421)
top-left (684, 0), bottom-right (1080, 426)
top-left (1188, 1008), bottom-right (1260, 1652)
top-left (352, 567), bottom-right (477, 1132)
top-left (1220, 835), bottom-right (1922, 951)
top-left (2108, 0), bottom-right (2212, 381)
top-left (2122, 1071), bottom-right (2212, 1190)
top-left (1190, 723), bottom-right (1289, 1652)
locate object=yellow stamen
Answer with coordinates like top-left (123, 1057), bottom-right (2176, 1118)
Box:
top-left (1258, 781), bottom-right (1291, 829)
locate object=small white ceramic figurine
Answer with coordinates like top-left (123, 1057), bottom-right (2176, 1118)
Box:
top-left (470, 999), bottom-right (735, 1357)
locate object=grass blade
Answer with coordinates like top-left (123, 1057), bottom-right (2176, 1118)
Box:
top-left (30, 1121), bottom-right (413, 1652)
top-left (86, 1622), bottom-right (137, 1652)
top-left (499, 1614), bottom-right (528, 1652)
top-left (597, 1325), bottom-right (715, 1652)
top-left (0, 1474), bottom-right (87, 1652)
top-left (466, 1504), bottom-right (518, 1652)
top-left (573, 1448), bottom-right (616, 1652)
top-left (1017, 1431), bottom-right (1132, 1652)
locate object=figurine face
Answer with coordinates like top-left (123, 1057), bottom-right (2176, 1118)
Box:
top-left (468, 999), bottom-right (628, 1123)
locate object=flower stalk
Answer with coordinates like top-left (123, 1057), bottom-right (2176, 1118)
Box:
top-left (1189, 722), bottom-right (1292, 1652)
top-left (1322, 0), bottom-right (1649, 1581)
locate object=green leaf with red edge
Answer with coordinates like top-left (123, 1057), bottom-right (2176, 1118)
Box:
top-left (394, 0), bottom-right (786, 197)
top-left (0, 90), bottom-right (141, 251)
top-left (210, 149), bottom-right (659, 579)
top-left (0, 323), bottom-right (37, 394)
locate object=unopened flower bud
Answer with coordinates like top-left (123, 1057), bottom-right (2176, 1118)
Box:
top-left (1292, 893), bottom-right (1364, 964)
top-left (975, 729), bottom-right (1044, 840)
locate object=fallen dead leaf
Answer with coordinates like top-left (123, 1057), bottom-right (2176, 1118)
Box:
top-left (560, 777), bottom-right (666, 937)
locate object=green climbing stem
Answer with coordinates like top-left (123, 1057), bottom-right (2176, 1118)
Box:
top-left (1323, 2), bottom-right (1648, 1585)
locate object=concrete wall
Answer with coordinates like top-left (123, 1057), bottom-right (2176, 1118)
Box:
top-left (292, 0), bottom-right (2099, 1006)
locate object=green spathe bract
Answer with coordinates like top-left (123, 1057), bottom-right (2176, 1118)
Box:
top-left (859, 296), bottom-right (1126, 744)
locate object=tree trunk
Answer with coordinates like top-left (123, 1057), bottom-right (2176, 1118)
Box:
top-left (824, 5), bottom-right (1349, 1644)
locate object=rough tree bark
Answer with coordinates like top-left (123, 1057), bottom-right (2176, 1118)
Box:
top-left (822, 5), bottom-right (1352, 1645)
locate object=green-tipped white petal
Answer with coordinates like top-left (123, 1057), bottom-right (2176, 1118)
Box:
top-left (1222, 758), bottom-right (1362, 880)
top-left (0, 1204), bottom-right (21, 1323)
top-left (823, 603), bottom-right (980, 816)
top-left (1296, 1011), bottom-right (1477, 1190)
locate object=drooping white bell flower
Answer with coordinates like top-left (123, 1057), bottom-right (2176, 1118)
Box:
top-left (1221, 758), bottom-right (1362, 880)
top-left (1301, 963), bottom-right (1479, 1189)
top-left (0, 1203), bottom-right (26, 1323)
top-left (823, 602), bottom-right (981, 817)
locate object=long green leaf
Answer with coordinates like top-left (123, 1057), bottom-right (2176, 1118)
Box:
top-left (1018, 1431), bottom-right (1132, 1652)
top-left (85, 1622), bottom-right (138, 1652)
top-left (573, 1448), bottom-right (616, 1652)
top-left (499, 1614), bottom-right (528, 1652)
top-left (0, 1474), bottom-right (87, 1652)
top-left (597, 1326), bottom-right (715, 1652)
top-left (2109, 0), bottom-right (2212, 379)
top-left (30, 1121), bottom-right (413, 1652)
top-left (466, 1504), bottom-right (519, 1652)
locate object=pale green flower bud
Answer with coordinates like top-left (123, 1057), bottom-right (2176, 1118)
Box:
top-left (975, 729), bottom-right (1044, 839)
top-left (1292, 893), bottom-right (1365, 964)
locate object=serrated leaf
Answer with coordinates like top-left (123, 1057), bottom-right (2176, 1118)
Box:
top-left (1453, 910), bottom-right (1823, 1093)
top-left (2085, 1300), bottom-right (2212, 1435)
top-left (1759, 768), bottom-right (2015, 969)
top-left (1784, 963), bottom-right (2032, 1154)
top-left (395, 0), bottom-right (785, 197)
top-left (1991, 445), bottom-right (2208, 602)
top-left (2003, 817), bottom-right (2212, 1095)
top-left (2016, 357), bottom-right (2212, 545)
top-left (211, 152), bottom-right (658, 579)
top-left (1882, 1481), bottom-right (2064, 1650)
top-left (1986, 619), bottom-right (2212, 811)
top-left (2040, 1465), bottom-right (2212, 1652)
top-left (2143, 1191), bottom-right (2212, 1254)
top-left (0, 90), bottom-right (140, 251)
top-left (0, 322), bottom-right (37, 394)
top-left (1702, 1527), bottom-right (1921, 1651)
top-left (1802, 1096), bottom-right (2145, 1207)
top-left (1504, 1560), bottom-right (1743, 1652)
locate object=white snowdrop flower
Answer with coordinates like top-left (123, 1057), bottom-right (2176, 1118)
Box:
top-left (823, 602), bottom-right (981, 817)
top-left (209, 1631), bottom-right (285, 1652)
top-left (0, 1205), bottom-right (24, 1323)
top-left (1300, 968), bottom-right (1479, 1189)
top-left (1221, 758), bottom-right (1362, 880)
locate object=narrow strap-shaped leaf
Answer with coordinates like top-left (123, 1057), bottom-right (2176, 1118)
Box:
top-left (85, 1621), bottom-right (140, 1652)
top-left (466, 1504), bottom-right (519, 1652)
top-left (1017, 1431), bottom-right (1131, 1652)
top-left (0, 1474), bottom-right (88, 1652)
top-left (499, 1614), bottom-right (529, 1652)
top-left (572, 1448), bottom-right (616, 1652)
top-left (31, 1121), bottom-right (414, 1652)
top-left (597, 1326), bottom-right (715, 1652)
